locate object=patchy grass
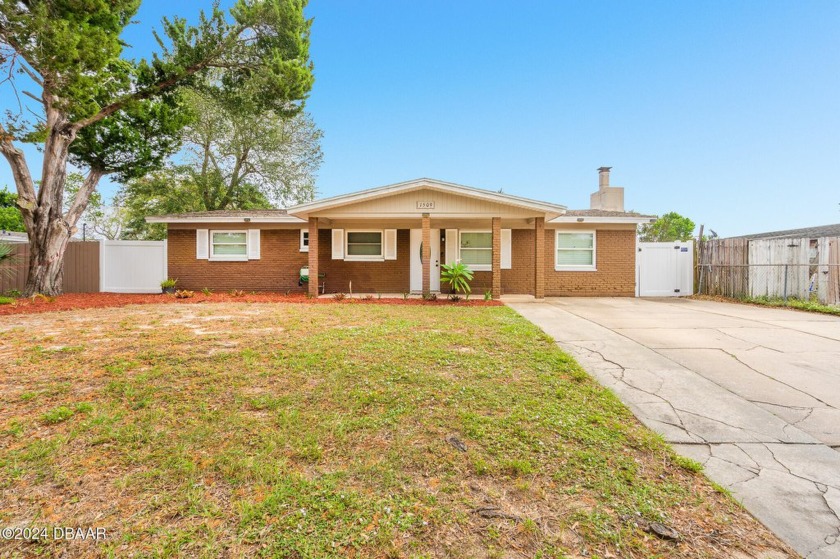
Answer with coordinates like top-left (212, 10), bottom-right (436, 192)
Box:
top-left (695, 294), bottom-right (840, 316)
top-left (741, 295), bottom-right (840, 316)
top-left (0, 303), bottom-right (792, 558)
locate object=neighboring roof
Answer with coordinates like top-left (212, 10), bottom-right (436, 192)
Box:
top-left (146, 210), bottom-right (305, 224)
top-left (730, 223), bottom-right (840, 241)
top-left (0, 230), bottom-right (29, 242)
top-left (286, 178), bottom-right (568, 217)
top-left (550, 209), bottom-right (656, 224)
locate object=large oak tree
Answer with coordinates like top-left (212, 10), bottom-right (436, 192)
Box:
top-left (0, 0), bottom-right (313, 295)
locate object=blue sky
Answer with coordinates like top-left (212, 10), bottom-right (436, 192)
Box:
top-left (2, 1), bottom-right (838, 236)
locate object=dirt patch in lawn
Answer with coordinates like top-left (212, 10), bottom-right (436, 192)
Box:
top-left (0, 303), bottom-right (794, 558)
top-left (0, 291), bottom-right (501, 316)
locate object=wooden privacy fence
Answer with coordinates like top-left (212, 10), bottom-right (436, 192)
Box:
top-left (0, 240), bottom-right (167, 294)
top-left (0, 241), bottom-right (101, 294)
top-left (698, 237), bottom-right (840, 305)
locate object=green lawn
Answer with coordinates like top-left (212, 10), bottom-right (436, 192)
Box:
top-left (0, 303), bottom-right (789, 558)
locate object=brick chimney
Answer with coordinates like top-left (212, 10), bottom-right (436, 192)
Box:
top-left (590, 166), bottom-right (624, 212)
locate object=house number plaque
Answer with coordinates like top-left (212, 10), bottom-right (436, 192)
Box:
top-left (416, 201), bottom-right (435, 210)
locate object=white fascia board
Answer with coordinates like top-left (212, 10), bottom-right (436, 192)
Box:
top-left (145, 216), bottom-right (306, 224)
top-left (287, 178), bottom-right (568, 216)
top-left (549, 216), bottom-right (655, 224)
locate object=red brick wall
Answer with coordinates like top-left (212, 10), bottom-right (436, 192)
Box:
top-left (440, 228), bottom-right (634, 297)
top-left (318, 229), bottom-right (411, 293)
top-left (544, 229), bottom-right (635, 297)
top-left (167, 227), bottom-right (307, 291)
top-left (167, 226), bottom-right (635, 296)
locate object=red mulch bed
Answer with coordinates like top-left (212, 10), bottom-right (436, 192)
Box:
top-left (0, 292), bottom-right (502, 316)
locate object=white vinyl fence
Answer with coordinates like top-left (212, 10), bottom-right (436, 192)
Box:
top-left (636, 241), bottom-right (694, 297)
top-left (100, 240), bottom-right (167, 293)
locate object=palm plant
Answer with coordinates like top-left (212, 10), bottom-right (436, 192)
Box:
top-left (440, 262), bottom-right (474, 295)
top-left (0, 242), bottom-right (19, 281)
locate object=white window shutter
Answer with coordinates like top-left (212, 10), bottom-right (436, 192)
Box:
top-left (196, 229), bottom-right (209, 259)
top-left (383, 229), bottom-right (397, 260)
top-left (501, 229), bottom-right (512, 269)
top-left (331, 229), bottom-right (344, 259)
top-left (248, 229), bottom-right (260, 260)
top-left (445, 229), bottom-right (458, 265)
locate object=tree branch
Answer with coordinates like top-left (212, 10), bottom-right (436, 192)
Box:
top-left (64, 168), bottom-right (105, 227)
top-left (71, 26), bottom-right (245, 131)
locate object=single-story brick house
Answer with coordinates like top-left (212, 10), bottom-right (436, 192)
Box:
top-left (147, 168), bottom-right (654, 298)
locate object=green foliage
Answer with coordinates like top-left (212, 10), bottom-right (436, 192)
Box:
top-left (0, 296), bottom-right (14, 305)
top-left (0, 188), bottom-right (25, 232)
top-left (160, 278), bottom-right (178, 289)
top-left (638, 212), bottom-right (696, 242)
top-left (441, 262), bottom-right (474, 295)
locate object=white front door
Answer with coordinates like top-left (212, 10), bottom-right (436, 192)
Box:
top-left (410, 229), bottom-right (441, 292)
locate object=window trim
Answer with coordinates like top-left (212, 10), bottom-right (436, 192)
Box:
top-left (210, 229), bottom-right (249, 261)
top-left (459, 230), bottom-right (493, 272)
top-left (300, 229), bottom-right (309, 252)
top-left (344, 229), bottom-right (384, 261)
top-left (555, 230), bottom-right (596, 271)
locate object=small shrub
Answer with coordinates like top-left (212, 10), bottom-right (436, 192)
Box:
top-left (201, 287), bottom-right (212, 296)
top-left (424, 293), bottom-right (437, 301)
top-left (332, 292), bottom-right (346, 301)
top-left (160, 278), bottom-right (178, 289)
top-left (0, 296), bottom-right (14, 305)
top-left (402, 292), bottom-right (409, 300)
top-left (230, 289), bottom-right (245, 297)
top-left (4, 289), bottom-right (22, 298)
top-left (484, 290), bottom-right (493, 301)
top-left (448, 294), bottom-right (462, 302)
top-left (42, 406), bottom-right (74, 424)
top-left (362, 294), bottom-right (374, 301)
top-left (175, 290), bottom-right (195, 299)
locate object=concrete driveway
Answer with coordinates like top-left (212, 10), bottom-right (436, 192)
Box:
top-left (507, 297), bottom-right (840, 559)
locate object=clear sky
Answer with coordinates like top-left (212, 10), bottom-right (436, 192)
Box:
top-left (2, 1), bottom-right (838, 237)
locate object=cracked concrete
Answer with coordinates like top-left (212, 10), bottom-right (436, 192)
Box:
top-left (507, 297), bottom-right (840, 559)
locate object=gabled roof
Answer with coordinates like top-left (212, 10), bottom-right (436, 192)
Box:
top-left (286, 178), bottom-right (567, 217)
top-left (730, 223), bottom-right (840, 240)
top-left (146, 210), bottom-right (304, 224)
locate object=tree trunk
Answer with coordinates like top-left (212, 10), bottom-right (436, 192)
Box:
top-left (24, 222), bottom-right (72, 295)
top-left (2, 108), bottom-right (103, 296)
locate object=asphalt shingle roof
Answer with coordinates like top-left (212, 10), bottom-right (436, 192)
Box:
top-left (731, 223), bottom-right (840, 240)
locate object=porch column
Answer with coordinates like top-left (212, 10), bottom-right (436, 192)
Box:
top-left (534, 217), bottom-right (545, 299)
top-left (491, 216), bottom-right (501, 299)
top-left (421, 213), bottom-right (431, 296)
top-left (308, 217), bottom-right (319, 297)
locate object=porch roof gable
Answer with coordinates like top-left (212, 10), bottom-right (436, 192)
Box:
top-left (286, 178), bottom-right (568, 219)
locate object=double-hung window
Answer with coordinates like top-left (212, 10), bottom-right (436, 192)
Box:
top-left (555, 231), bottom-right (596, 270)
top-left (459, 231), bottom-right (492, 271)
top-left (345, 231), bottom-right (383, 260)
top-left (210, 231), bottom-right (248, 261)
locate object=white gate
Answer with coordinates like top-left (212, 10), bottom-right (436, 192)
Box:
top-left (636, 241), bottom-right (694, 297)
top-left (100, 240), bottom-right (167, 293)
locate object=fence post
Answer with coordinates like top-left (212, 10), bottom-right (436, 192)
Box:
top-left (783, 264), bottom-right (789, 304)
